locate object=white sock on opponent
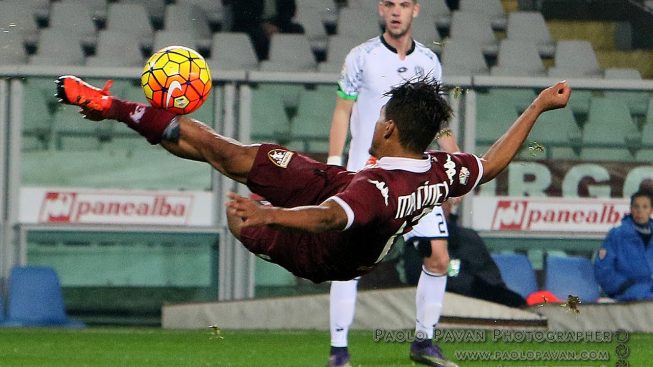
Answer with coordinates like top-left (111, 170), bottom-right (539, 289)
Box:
top-left (415, 266), bottom-right (447, 340)
top-left (329, 278), bottom-right (359, 347)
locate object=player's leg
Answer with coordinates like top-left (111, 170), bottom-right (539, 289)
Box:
top-left (56, 75), bottom-right (256, 184)
top-left (411, 239), bottom-right (459, 367)
top-left (328, 279), bottom-right (358, 367)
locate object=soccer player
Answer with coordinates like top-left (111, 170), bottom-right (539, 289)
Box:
top-left (56, 72), bottom-right (570, 315)
top-left (325, 1), bottom-right (457, 365)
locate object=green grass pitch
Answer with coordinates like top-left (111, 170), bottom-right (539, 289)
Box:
top-left (0, 328), bottom-right (650, 366)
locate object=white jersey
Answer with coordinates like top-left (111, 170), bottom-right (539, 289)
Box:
top-left (338, 35), bottom-right (442, 172)
top-left (404, 206), bottom-right (448, 240)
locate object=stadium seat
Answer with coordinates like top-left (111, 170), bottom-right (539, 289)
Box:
top-left (60, 0), bottom-right (108, 20)
top-left (105, 3), bottom-right (154, 48)
top-left (164, 4), bottom-right (212, 48)
top-left (290, 85), bottom-right (336, 152)
top-left (208, 32), bottom-right (259, 71)
top-left (419, 0), bottom-right (452, 29)
top-left (346, 0), bottom-right (378, 11)
top-left (337, 8), bottom-right (381, 41)
top-left (634, 101), bottom-right (653, 161)
top-left (491, 253), bottom-right (539, 300)
top-left (526, 106), bottom-right (581, 160)
top-left (580, 96), bottom-right (639, 161)
top-left (318, 35), bottom-right (361, 73)
top-left (121, 0), bottom-right (167, 26)
top-left (603, 68), bottom-right (650, 118)
top-left (459, 0), bottom-right (507, 30)
top-left (490, 40), bottom-right (546, 77)
top-left (475, 93), bottom-right (518, 155)
top-left (544, 255), bottom-right (601, 303)
top-left (0, 31), bottom-right (28, 65)
top-left (295, 0), bottom-right (338, 26)
top-left (22, 80), bottom-right (55, 151)
top-left (152, 30), bottom-right (197, 54)
top-left (28, 29), bottom-right (86, 66)
top-left (49, 2), bottom-right (97, 37)
top-left (548, 40), bottom-right (602, 78)
top-left (411, 17), bottom-right (441, 53)
top-left (0, 2), bottom-right (40, 43)
top-left (505, 11), bottom-right (555, 57)
top-left (177, 0), bottom-right (225, 26)
top-left (250, 85), bottom-right (291, 142)
top-left (1, 266), bottom-right (85, 328)
top-left (86, 30), bottom-right (144, 67)
top-left (296, 6), bottom-right (328, 54)
top-left (441, 40), bottom-right (489, 77)
top-left (448, 11), bottom-right (498, 56)
top-left (259, 34), bottom-right (317, 72)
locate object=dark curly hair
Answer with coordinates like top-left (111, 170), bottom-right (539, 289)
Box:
top-left (383, 77), bottom-right (453, 154)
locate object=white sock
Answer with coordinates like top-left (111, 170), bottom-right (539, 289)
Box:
top-left (415, 266), bottom-right (447, 340)
top-left (329, 279), bottom-right (359, 347)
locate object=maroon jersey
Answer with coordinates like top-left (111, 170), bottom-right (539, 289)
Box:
top-left (241, 144), bottom-right (482, 283)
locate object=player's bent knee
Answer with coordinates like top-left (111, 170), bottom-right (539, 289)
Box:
top-left (423, 253), bottom-right (449, 274)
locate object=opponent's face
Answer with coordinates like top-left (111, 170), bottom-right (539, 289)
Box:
top-left (379, 0), bottom-right (419, 39)
top-left (631, 195), bottom-right (653, 225)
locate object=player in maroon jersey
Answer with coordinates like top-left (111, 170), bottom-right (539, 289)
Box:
top-left (56, 75), bottom-right (571, 282)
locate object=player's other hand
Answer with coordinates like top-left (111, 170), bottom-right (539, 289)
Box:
top-left (226, 192), bottom-right (271, 227)
top-left (535, 81), bottom-right (571, 112)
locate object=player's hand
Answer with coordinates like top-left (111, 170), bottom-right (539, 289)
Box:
top-left (226, 192), bottom-right (272, 227)
top-left (535, 81), bottom-right (571, 112)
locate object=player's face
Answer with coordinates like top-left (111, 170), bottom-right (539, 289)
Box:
top-left (631, 196), bottom-right (653, 225)
top-left (369, 106), bottom-right (388, 157)
top-left (379, 0), bottom-right (419, 39)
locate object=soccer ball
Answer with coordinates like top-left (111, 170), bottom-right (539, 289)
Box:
top-left (141, 46), bottom-right (212, 115)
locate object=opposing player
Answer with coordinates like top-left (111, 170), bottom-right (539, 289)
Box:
top-left (56, 73), bottom-right (570, 307)
top-left (325, 1), bottom-right (457, 365)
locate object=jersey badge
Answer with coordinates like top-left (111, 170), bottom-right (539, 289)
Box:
top-left (459, 167), bottom-right (470, 185)
top-left (443, 155), bottom-right (456, 184)
top-left (368, 179), bottom-right (389, 205)
top-left (268, 149), bottom-right (294, 168)
top-left (414, 66), bottom-right (425, 77)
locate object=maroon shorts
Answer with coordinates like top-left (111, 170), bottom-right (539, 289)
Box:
top-left (239, 144), bottom-right (354, 282)
top-left (245, 144), bottom-right (351, 207)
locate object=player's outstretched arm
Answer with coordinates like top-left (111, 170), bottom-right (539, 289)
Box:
top-left (479, 81), bottom-right (571, 184)
top-left (226, 193), bottom-right (348, 233)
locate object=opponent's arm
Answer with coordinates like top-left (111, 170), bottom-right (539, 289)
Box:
top-left (327, 97), bottom-right (355, 165)
top-left (479, 81), bottom-right (571, 184)
top-left (227, 193), bottom-right (348, 233)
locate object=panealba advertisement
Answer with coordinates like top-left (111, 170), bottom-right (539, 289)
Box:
top-left (470, 160), bottom-right (653, 233)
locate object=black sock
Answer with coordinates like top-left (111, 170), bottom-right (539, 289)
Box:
top-left (330, 346), bottom-right (348, 355)
top-left (413, 337), bottom-right (432, 348)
